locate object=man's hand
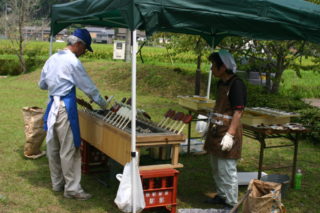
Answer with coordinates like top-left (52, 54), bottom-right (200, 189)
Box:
top-left (220, 132), bottom-right (234, 151)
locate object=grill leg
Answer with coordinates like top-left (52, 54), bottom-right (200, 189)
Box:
top-left (291, 133), bottom-right (299, 188)
top-left (258, 137), bottom-right (266, 179)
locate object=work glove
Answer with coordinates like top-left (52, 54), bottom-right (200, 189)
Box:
top-left (220, 132), bottom-right (234, 151)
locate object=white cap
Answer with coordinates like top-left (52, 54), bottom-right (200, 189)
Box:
top-left (218, 49), bottom-right (237, 73)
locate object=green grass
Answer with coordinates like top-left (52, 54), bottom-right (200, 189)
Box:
top-left (0, 60), bottom-right (319, 212)
top-left (280, 69), bottom-right (320, 98)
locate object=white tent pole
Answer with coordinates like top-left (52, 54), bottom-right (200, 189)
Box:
top-left (206, 43), bottom-right (215, 99)
top-left (206, 69), bottom-right (212, 99)
top-left (131, 30), bottom-right (137, 213)
top-left (49, 35), bottom-right (53, 56)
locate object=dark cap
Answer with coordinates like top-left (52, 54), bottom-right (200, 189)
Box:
top-left (73, 29), bottom-right (93, 52)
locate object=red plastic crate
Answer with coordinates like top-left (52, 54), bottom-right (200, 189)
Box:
top-left (80, 140), bottom-right (108, 174)
top-left (140, 169), bottom-right (179, 213)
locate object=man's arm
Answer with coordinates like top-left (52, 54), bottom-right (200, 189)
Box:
top-left (227, 110), bottom-right (244, 136)
top-left (38, 69), bottom-right (48, 90)
top-left (71, 61), bottom-right (107, 109)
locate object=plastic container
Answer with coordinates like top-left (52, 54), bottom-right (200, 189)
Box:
top-left (260, 174), bottom-right (290, 197)
top-left (140, 169), bottom-right (179, 213)
top-left (294, 169), bottom-right (302, 190)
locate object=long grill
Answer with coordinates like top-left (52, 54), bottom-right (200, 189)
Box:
top-left (77, 98), bottom-right (189, 170)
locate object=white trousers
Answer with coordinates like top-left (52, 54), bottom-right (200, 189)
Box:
top-left (46, 102), bottom-right (83, 195)
top-left (209, 154), bottom-right (238, 206)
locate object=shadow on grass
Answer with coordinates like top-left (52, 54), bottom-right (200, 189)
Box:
top-left (16, 146), bottom-right (126, 212)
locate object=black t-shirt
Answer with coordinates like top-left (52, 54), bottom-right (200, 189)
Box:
top-left (218, 75), bottom-right (247, 110)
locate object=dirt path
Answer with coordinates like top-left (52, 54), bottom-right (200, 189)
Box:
top-left (302, 98), bottom-right (320, 108)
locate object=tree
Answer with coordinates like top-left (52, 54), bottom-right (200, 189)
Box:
top-left (35, 0), bottom-right (73, 19)
top-left (218, 37), bottom-right (320, 94)
top-left (153, 33), bottom-right (210, 95)
top-left (5, 0), bottom-right (40, 74)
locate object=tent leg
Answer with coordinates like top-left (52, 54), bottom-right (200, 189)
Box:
top-left (206, 68), bottom-right (212, 99)
top-left (49, 36), bottom-right (53, 56)
top-left (131, 30), bottom-right (138, 213)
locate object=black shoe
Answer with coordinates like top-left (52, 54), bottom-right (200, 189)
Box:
top-left (204, 195), bottom-right (226, 205)
top-left (223, 204), bottom-right (237, 213)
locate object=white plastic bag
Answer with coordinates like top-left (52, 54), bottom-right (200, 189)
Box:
top-left (114, 160), bottom-right (145, 213)
top-left (195, 114), bottom-right (208, 135)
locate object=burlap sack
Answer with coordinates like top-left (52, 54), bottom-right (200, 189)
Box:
top-left (22, 107), bottom-right (46, 158)
top-left (242, 179), bottom-right (285, 213)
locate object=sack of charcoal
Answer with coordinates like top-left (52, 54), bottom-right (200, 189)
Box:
top-left (22, 107), bottom-right (46, 159)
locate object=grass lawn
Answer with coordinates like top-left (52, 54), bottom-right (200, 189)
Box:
top-left (0, 61), bottom-right (319, 213)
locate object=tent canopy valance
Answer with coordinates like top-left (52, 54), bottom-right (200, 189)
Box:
top-left (51, 0), bottom-right (320, 45)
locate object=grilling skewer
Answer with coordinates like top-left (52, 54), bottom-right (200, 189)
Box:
top-left (76, 98), bottom-right (93, 111)
top-left (121, 112), bottom-right (133, 129)
top-left (171, 114), bottom-right (188, 132)
top-left (126, 97), bottom-right (132, 105)
top-left (168, 112), bottom-right (184, 131)
top-left (105, 105), bottom-right (121, 122)
top-left (159, 110), bottom-right (176, 128)
top-left (177, 115), bottom-right (193, 134)
top-left (104, 97), bottom-right (127, 120)
top-left (111, 107), bottom-right (127, 125)
top-left (158, 109), bottom-right (172, 126)
top-left (104, 95), bottom-right (114, 108)
top-left (166, 112), bottom-right (184, 130)
top-left (137, 109), bottom-right (152, 123)
top-left (142, 111), bottom-right (151, 120)
top-left (116, 108), bottom-right (131, 127)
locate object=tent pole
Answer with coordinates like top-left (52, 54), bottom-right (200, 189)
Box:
top-left (206, 40), bottom-right (215, 99)
top-left (49, 35), bottom-right (53, 56)
top-left (131, 29), bottom-right (137, 213)
top-left (206, 69), bottom-right (212, 99)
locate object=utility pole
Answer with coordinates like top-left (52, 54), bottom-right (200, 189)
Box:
top-left (4, 3), bottom-right (8, 38)
top-left (125, 29), bottom-right (132, 62)
top-left (41, 18), bottom-right (45, 41)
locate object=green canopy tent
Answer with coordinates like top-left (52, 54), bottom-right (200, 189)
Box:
top-left (50, 1), bottom-right (320, 212)
top-left (51, 0), bottom-right (320, 45)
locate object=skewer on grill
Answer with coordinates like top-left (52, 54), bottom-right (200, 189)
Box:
top-left (110, 107), bottom-right (126, 125)
top-left (105, 105), bottom-right (121, 122)
top-left (165, 112), bottom-right (182, 129)
top-left (116, 108), bottom-right (131, 127)
top-left (103, 97), bottom-right (126, 120)
top-left (104, 95), bottom-right (114, 107)
top-left (168, 112), bottom-right (185, 131)
top-left (126, 97), bottom-right (132, 105)
top-left (177, 114), bottom-right (193, 134)
top-left (173, 114), bottom-right (188, 131)
top-left (76, 98), bottom-right (93, 111)
top-left (137, 109), bottom-right (152, 123)
top-left (158, 109), bottom-right (172, 126)
top-left (142, 111), bottom-right (151, 120)
top-left (121, 112), bottom-right (133, 130)
top-left (159, 110), bottom-right (176, 128)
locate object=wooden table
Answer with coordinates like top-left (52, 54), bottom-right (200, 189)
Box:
top-left (243, 124), bottom-right (309, 188)
top-left (78, 110), bottom-right (185, 170)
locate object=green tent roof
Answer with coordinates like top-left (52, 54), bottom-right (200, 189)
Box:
top-left (51, 0), bottom-right (320, 44)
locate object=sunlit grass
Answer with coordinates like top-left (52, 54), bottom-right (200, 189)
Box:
top-left (0, 60), bottom-right (319, 212)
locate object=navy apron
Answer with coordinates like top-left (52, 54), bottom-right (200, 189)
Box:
top-left (43, 87), bottom-right (81, 147)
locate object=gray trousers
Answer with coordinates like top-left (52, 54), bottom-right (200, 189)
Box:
top-left (209, 154), bottom-right (238, 206)
top-left (46, 102), bottom-right (83, 195)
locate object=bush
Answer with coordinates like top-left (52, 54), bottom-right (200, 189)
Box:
top-left (296, 108), bottom-right (320, 144)
top-left (0, 55), bottom-right (45, 75)
top-left (0, 58), bottom-right (20, 75)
